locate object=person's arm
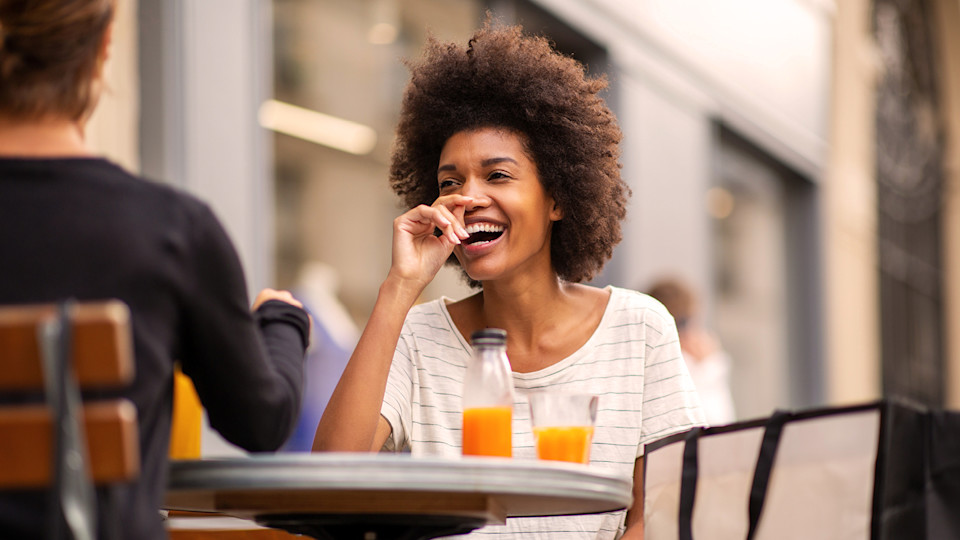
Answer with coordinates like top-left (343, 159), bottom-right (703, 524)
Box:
top-left (178, 203), bottom-right (310, 452)
top-left (312, 275), bottom-right (422, 451)
top-left (313, 197), bottom-right (471, 452)
top-left (252, 288), bottom-right (304, 311)
top-left (621, 456), bottom-right (645, 539)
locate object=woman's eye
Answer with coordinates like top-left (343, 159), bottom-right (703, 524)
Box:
top-left (488, 171), bottom-right (510, 181)
top-left (439, 179), bottom-right (458, 190)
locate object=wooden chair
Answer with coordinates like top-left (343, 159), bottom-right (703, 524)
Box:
top-left (0, 300), bottom-right (139, 539)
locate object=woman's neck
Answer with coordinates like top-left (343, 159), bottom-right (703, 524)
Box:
top-left (460, 275), bottom-right (574, 344)
top-left (468, 278), bottom-right (608, 373)
top-left (481, 276), bottom-right (565, 324)
top-left (0, 117), bottom-right (91, 157)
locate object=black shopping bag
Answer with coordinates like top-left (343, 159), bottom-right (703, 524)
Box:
top-left (642, 400), bottom-right (960, 540)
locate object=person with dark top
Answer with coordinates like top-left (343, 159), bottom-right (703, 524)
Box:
top-left (0, 1), bottom-right (311, 538)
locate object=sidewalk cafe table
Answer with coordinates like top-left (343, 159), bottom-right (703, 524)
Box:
top-left (164, 453), bottom-right (633, 540)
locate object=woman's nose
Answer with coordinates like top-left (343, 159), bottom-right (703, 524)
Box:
top-left (461, 179), bottom-right (491, 209)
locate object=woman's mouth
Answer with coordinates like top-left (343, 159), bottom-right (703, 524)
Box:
top-left (464, 222), bottom-right (504, 246)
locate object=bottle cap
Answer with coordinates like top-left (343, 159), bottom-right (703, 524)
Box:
top-left (471, 328), bottom-right (506, 346)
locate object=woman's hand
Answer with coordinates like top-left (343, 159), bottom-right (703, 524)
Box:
top-left (252, 289), bottom-right (312, 343)
top-left (388, 195), bottom-right (472, 289)
top-left (314, 195), bottom-right (471, 453)
top-left (252, 288), bottom-right (303, 311)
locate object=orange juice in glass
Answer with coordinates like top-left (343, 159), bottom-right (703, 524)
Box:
top-left (462, 406), bottom-right (513, 457)
top-left (528, 392), bottom-right (598, 464)
top-left (533, 425), bottom-right (595, 463)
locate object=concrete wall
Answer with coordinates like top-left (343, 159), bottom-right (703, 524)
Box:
top-left (138, 0), bottom-right (273, 298)
top-left (87, 0), bottom-right (139, 170)
top-left (934, 0), bottom-right (960, 409)
top-left (822, 0), bottom-right (881, 405)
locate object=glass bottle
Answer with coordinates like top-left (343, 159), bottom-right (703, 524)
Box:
top-left (462, 328), bottom-right (515, 457)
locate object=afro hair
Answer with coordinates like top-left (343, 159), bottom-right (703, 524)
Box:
top-left (389, 22), bottom-right (628, 284)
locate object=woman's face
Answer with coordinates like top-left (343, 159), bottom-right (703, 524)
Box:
top-left (437, 127), bottom-right (562, 283)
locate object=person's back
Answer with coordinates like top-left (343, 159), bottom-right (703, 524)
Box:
top-left (0, 2), bottom-right (310, 538)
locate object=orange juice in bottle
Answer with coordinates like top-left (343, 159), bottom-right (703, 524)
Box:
top-left (462, 406), bottom-right (513, 456)
top-left (462, 328), bottom-right (515, 457)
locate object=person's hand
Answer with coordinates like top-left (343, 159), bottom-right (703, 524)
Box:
top-left (252, 289), bottom-right (313, 346)
top-left (387, 195), bottom-right (472, 290)
top-left (252, 288), bottom-right (303, 311)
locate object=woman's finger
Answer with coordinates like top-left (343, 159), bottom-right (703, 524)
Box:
top-left (400, 205), bottom-right (460, 244)
top-left (432, 194), bottom-right (473, 228)
top-left (432, 194), bottom-right (473, 209)
top-left (431, 204), bottom-right (469, 244)
top-left (410, 204), bottom-right (463, 244)
top-left (433, 197), bottom-right (471, 234)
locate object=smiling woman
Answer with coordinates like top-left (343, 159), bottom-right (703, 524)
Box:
top-left (313, 21), bottom-right (705, 540)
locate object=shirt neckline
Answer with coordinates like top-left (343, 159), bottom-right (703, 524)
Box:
top-left (436, 285), bottom-right (622, 379)
top-left (0, 156), bottom-right (121, 177)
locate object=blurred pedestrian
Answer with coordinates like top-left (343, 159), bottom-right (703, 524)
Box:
top-left (647, 278), bottom-right (736, 425)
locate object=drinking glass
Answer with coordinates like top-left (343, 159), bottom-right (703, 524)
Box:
top-left (528, 392), bottom-right (598, 464)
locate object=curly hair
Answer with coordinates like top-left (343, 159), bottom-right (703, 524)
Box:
top-left (389, 22), bottom-right (628, 285)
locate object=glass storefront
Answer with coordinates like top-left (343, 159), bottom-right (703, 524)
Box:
top-left (271, 0), bottom-right (485, 323)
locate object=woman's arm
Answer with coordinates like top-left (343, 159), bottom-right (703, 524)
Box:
top-left (179, 205), bottom-right (311, 452)
top-left (312, 275), bottom-right (423, 451)
top-left (621, 456), bottom-right (645, 539)
top-left (312, 198), bottom-right (471, 452)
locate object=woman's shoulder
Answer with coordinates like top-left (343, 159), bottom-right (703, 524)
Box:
top-left (606, 286), bottom-right (675, 329)
top-left (404, 297), bottom-right (458, 334)
top-left (400, 297), bottom-right (469, 353)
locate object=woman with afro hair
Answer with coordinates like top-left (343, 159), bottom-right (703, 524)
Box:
top-left (314, 22), bottom-right (704, 539)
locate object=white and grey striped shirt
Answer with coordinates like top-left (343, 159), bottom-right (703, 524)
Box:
top-left (381, 286), bottom-right (704, 539)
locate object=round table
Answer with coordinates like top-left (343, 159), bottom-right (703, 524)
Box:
top-left (165, 453), bottom-right (633, 540)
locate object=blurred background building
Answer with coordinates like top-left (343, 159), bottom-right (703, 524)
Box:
top-left (89, 0), bottom-right (960, 452)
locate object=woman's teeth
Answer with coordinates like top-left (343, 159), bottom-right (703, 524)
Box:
top-left (464, 223), bottom-right (504, 245)
top-left (464, 223), bottom-right (504, 235)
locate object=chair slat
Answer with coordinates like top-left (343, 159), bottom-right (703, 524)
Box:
top-left (0, 301), bottom-right (134, 390)
top-left (0, 400), bottom-right (140, 488)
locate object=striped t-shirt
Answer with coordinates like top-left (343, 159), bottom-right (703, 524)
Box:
top-left (380, 285), bottom-right (705, 539)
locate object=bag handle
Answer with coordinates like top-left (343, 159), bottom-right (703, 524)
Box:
top-left (746, 410), bottom-right (791, 540)
top-left (678, 427), bottom-right (704, 540)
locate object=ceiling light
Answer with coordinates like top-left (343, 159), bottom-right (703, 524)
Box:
top-left (258, 99), bottom-right (377, 155)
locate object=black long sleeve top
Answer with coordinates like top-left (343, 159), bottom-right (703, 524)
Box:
top-left (0, 157), bottom-right (310, 539)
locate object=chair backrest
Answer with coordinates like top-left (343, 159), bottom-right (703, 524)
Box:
top-left (0, 300), bottom-right (139, 489)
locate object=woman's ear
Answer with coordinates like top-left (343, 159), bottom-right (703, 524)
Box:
top-left (550, 200), bottom-right (563, 221)
top-left (97, 21), bottom-right (114, 71)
